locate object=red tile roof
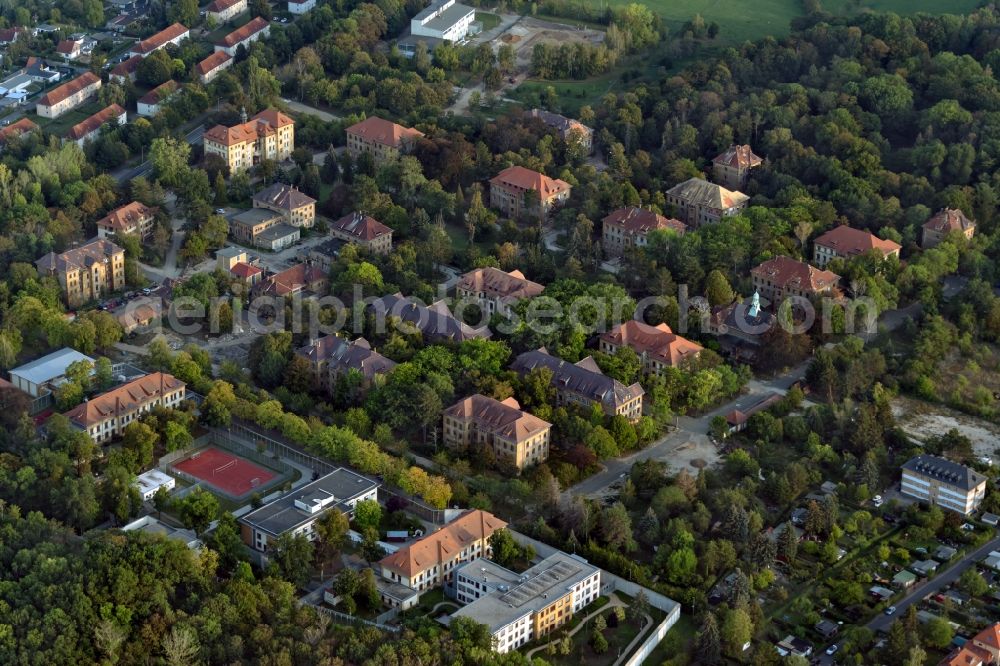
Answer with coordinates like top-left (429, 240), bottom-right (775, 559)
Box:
top-left (258, 263), bottom-right (326, 296)
top-left (814, 225), bottom-right (900, 258)
top-left (751, 256), bottom-right (840, 294)
top-left (346, 116), bottom-right (424, 149)
top-left (0, 27), bottom-right (25, 43)
top-left (924, 208), bottom-right (975, 234)
top-left (938, 645), bottom-right (990, 666)
top-left (379, 510), bottom-right (507, 578)
top-left (206, 0), bottom-right (244, 12)
top-left (600, 320), bottom-right (703, 368)
top-left (490, 165), bottom-right (571, 199)
top-left (66, 104), bottom-right (125, 141)
top-left (603, 206), bottom-right (686, 235)
top-left (230, 261), bottom-right (262, 279)
top-left (217, 16), bottom-right (268, 48)
top-left (63, 372), bottom-right (185, 428)
top-left (195, 50), bottom-right (232, 76)
top-left (133, 23), bottom-right (188, 55)
top-left (973, 622), bottom-right (1000, 650)
top-left (332, 212), bottom-right (391, 241)
top-left (204, 108), bottom-right (294, 147)
top-left (97, 201), bottom-right (156, 234)
top-left (111, 54), bottom-right (143, 79)
top-left (0, 117), bottom-right (38, 142)
top-left (138, 80), bottom-right (179, 106)
top-left (713, 144), bottom-right (763, 169)
top-left (38, 71), bottom-right (100, 107)
top-left (56, 39), bottom-right (80, 55)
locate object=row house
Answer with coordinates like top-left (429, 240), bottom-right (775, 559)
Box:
top-left (63, 372), bottom-right (186, 443)
top-left (195, 51), bottom-right (233, 84)
top-left (214, 16), bottom-right (269, 56)
top-left (205, 0), bottom-right (247, 23)
top-left (129, 22), bottom-right (189, 58)
top-left (137, 80), bottom-right (179, 117)
top-left (65, 104), bottom-right (126, 147)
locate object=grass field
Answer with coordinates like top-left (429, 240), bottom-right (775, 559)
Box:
top-left (823, 0), bottom-right (983, 16)
top-left (476, 11), bottom-right (501, 31)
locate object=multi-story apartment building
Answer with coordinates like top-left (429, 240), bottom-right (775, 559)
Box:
top-left (203, 108), bottom-right (295, 172)
top-left (253, 183), bottom-right (316, 228)
top-left (63, 372), bottom-right (186, 443)
top-left (195, 51), bottom-right (233, 84)
top-left (345, 116), bottom-right (424, 162)
top-left (489, 166), bottom-right (571, 220)
top-left (36, 71), bottom-right (101, 118)
top-left (812, 225), bottom-right (902, 267)
top-left (599, 320), bottom-right (703, 374)
top-left (510, 348), bottom-right (644, 422)
top-left (370, 293), bottom-right (491, 342)
top-left (528, 108), bottom-right (593, 152)
top-left (205, 0), bottom-right (247, 23)
top-left (901, 455), bottom-right (987, 515)
top-left (295, 335), bottom-right (396, 393)
top-left (940, 622), bottom-right (1000, 666)
top-left (214, 16), bottom-right (270, 56)
top-left (35, 238), bottom-right (125, 307)
top-left (443, 395), bottom-right (550, 470)
top-left (96, 201), bottom-right (157, 240)
top-left (137, 80), bottom-right (178, 117)
top-left (378, 509), bottom-right (507, 593)
top-left (922, 208), bottom-right (976, 248)
top-left (239, 468), bottom-right (379, 553)
top-left (229, 207), bottom-right (286, 245)
top-left (601, 206), bottom-right (686, 256)
top-left (665, 177), bottom-right (749, 227)
top-left (331, 212), bottom-right (393, 254)
top-left (287, 0), bottom-right (317, 14)
top-left (451, 553), bottom-right (601, 654)
top-left (750, 256), bottom-right (840, 305)
top-left (455, 267), bottom-right (543, 319)
top-left (129, 22), bottom-right (189, 58)
top-left (65, 104), bottom-right (126, 146)
top-left (712, 144), bottom-right (763, 191)
top-left (409, 0), bottom-right (476, 41)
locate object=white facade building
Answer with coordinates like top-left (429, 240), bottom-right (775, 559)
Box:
top-left (410, 0), bottom-right (476, 42)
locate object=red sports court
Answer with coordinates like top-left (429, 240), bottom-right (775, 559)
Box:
top-left (172, 447), bottom-right (276, 497)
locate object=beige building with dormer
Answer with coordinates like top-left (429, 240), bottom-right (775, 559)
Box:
top-left (203, 108), bottom-right (295, 172)
top-left (36, 238), bottom-right (125, 307)
top-left (712, 144), bottom-right (763, 191)
top-left (489, 166), bottom-right (571, 220)
top-left (443, 395), bottom-right (551, 470)
top-left (63, 372), bottom-right (186, 443)
top-left (345, 116), bottom-right (424, 162)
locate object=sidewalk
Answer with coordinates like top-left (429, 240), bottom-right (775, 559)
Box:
top-left (524, 593), bottom-right (625, 659)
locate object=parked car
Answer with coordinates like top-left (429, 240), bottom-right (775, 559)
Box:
top-left (885, 606), bottom-right (896, 616)
top-left (826, 644), bottom-right (839, 656)
top-left (215, 208), bottom-right (226, 215)
top-left (873, 495), bottom-right (884, 507)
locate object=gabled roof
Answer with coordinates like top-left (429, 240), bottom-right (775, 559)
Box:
top-left (456, 267), bottom-right (544, 304)
top-left (195, 51), bottom-right (232, 76)
top-left (490, 166), bottom-right (570, 199)
top-left (370, 293), bottom-right (491, 342)
top-left (602, 207), bottom-right (686, 235)
top-left (378, 510), bottom-right (507, 578)
top-left (38, 72), bottom-right (100, 107)
top-left (444, 394), bottom-right (550, 442)
top-left (138, 80), bottom-right (179, 105)
top-left (56, 39), bottom-right (81, 55)
top-left (973, 622), bottom-right (1000, 650)
top-left (295, 335), bottom-right (396, 380)
top-left (217, 16), bottom-right (268, 48)
top-left (751, 256), bottom-right (840, 293)
top-left (111, 54), bottom-right (143, 79)
top-left (924, 208), bottom-right (975, 233)
top-left (345, 116), bottom-right (424, 149)
top-left (510, 348), bottom-right (644, 409)
top-left (257, 263), bottom-right (326, 296)
top-left (206, 0), bottom-right (244, 12)
top-left (939, 644), bottom-right (990, 666)
top-left (97, 201), bottom-right (156, 233)
top-left (230, 261), bottom-right (262, 279)
top-left (528, 108), bottom-right (592, 136)
top-left (713, 144), bottom-right (763, 169)
top-left (600, 320), bottom-right (703, 367)
top-left (66, 104), bottom-right (125, 141)
top-left (63, 372), bottom-right (185, 427)
top-left (133, 22), bottom-right (188, 55)
top-left (0, 117), bottom-right (38, 142)
top-left (814, 225), bottom-right (901, 258)
top-left (332, 212), bottom-right (391, 241)
top-left (254, 182), bottom-right (316, 212)
top-left (666, 177), bottom-right (749, 209)
top-left (36, 238), bottom-right (124, 273)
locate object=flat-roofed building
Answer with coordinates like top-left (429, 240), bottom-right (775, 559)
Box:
top-left (96, 201), bottom-right (157, 240)
top-left (370, 293), bottom-right (491, 342)
top-left (379, 509), bottom-right (506, 593)
top-left (9, 347), bottom-right (95, 397)
top-left (331, 212), bottom-right (393, 254)
top-left (510, 348), bottom-right (643, 422)
top-left (751, 256), bottom-right (840, 304)
top-left (239, 468), bottom-right (379, 553)
top-left (122, 515), bottom-right (202, 549)
top-left (214, 16), bottom-right (269, 56)
top-left (490, 166), bottom-right (571, 220)
top-left (813, 225), bottom-right (901, 267)
top-left (712, 144), bottom-right (763, 191)
top-left (129, 22), bottom-right (189, 58)
top-left (901, 454), bottom-right (987, 515)
top-left (215, 246), bottom-right (248, 271)
top-left (443, 395), bottom-right (550, 470)
top-left (253, 182), bottom-right (316, 228)
top-left (205, 0), bottom-right (247, 23)
top-left (599, 320), bottom-right (703, 373)
top-left (229, 207), bottom-right (285, 245)
top-left (195, 51), bottom-right (233, 84)
top-left (601, 206), bottom-right (685, 256)
top-left (36, 71), bottom-right (101, 118)
top-left (63, 372), bottom-right (186, 443)
top-left (65, 104), bottom-right (126, 147)
top-left (203, 108), bottom-right (295, 172)
top-left (450, 552), bottom-right (601, 654)
top-left (295, 335), bottom-right (396, 392)
top-left (665, 177), bottom-right (748, 227)
top-left (455, 267), bottom-right (543, 318)
top-left (36, 238), bottom-right (126, 307)
top-left (528, 108), bottom-right (593, 152)
top-left (136, 468), bottom-right (175, 500)
top-left (922, 208), bottom-right (976, 248)
top-left (409, 0), bottom-right (475, 42)
top-left (345, 116), bottom-right (424, 162)
top-left (255, 222), bottom-right (300, 251)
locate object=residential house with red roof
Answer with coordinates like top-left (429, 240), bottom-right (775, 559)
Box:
top-left (65, 104), bottom-right (126, 147)
top-left (195, 50), bottom-right (233, 84)
top-left (203, 108), bottom-right (295, 171)
top-left (489, 165), bottom-right (571, 220)
top-left (345, 116), bottom-right (424, 162)
top-left (750, 256), bottom-right (841, 305)
top-left (110, 54), bottom-right (143, 84)
top-left (253, 182), bottom-right (316, 228)
top-left (712, 144), bottom-right (763, 191)
top-left (455, 267), bottom-right (543, 318)
top-left (939, 621), bottom-right (1000, 666)
top-left (600, 320), bottom-right (703, 374)
top-left (206, 0), bottom-right (247, 23)
top-left (601, 206), bottom-right (686, 256)
top-left (56, 38), bottom-right (83, 61)
top-left (923, 208), bottom-right (976, 248)
top-left (36, 71), bottom-right (101, 118)
top-left (0, 118), bottom-right (38, 144)
top-left (229, 261), bottom-right (262, 286)
top-left (812, 225), bottom-right (901, 267)
top-left (96, 201), bottom-right (157, 240)
top-left (528, 108), bottom-right (593, 153)
top-left (331, 212), bottom-right (393, 254)
top-left (214, 16), bottom-right (269, 56)
top-left (443, 395), bottom-right (551, 470)
top-left (129, 23), bottom-right (189, 58)
top-left (63, 372), bottom-right (186, 443)
top-left (666, 177), bottom-right (749, 227)
top-left (254, 262), bottom-right (328, 297)
top-left (137, 80), bottom-right (179, 117)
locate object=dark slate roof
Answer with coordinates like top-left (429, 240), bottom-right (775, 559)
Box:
top-left (510, 348), bottom-right (643, 410)
top-left (902, 455), bottom-right (985, 491)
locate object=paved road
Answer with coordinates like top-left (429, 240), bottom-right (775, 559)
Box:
top-left (815, 534), bottom-right (1000, 664)
top-left (111, 123), bottom-right (206, 184)
top-left (281, 98), bottom-right (341, 122)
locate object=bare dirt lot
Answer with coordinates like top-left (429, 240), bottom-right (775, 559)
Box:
top-left (503, 17), bottom-right (606, 71)
top-left (892, 396), bottom-right (1000, 458)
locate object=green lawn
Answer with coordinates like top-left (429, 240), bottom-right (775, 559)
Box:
top-left (476, 11), bottom-right (501, 31)
top-left (823, 0), bottom-right (983, 16)
top-left (32, 101), bottom-right (108, 136)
